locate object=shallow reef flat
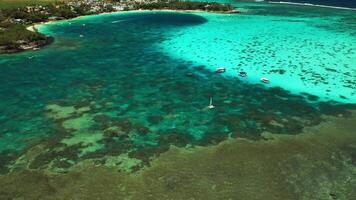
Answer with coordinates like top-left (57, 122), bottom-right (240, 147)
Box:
top-left (161, 10), bottom-right (356, 103)
top-left (0, 112), bottom-right (355, 200)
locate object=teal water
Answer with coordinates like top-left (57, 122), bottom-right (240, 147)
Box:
top-left (162, 3), bottom-right (356, 103)
top-left (0, 3), bottom-right (355, 171)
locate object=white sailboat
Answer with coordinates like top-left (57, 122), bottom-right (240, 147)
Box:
top-left (208, 97), bottom-right (215, 109)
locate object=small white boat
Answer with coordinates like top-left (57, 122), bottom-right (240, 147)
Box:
top-left (79, 35), bottom-right (84, 37)
top-left (261, 77), bottom-right (270, 84)
top-left (208, 97), bottom-right (215, 109)
top-left (216, 68), bottom-right (226, 73)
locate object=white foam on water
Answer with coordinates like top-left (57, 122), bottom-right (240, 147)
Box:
top-left (268, 1), bottom-right (356, 11)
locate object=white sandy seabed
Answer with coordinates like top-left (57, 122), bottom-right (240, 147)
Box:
top-left (159, 12), bottom-right (356, 103)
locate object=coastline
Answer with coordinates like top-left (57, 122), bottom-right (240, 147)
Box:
top-left (0, 36), bottom-right (54, 54)
top-left (28, 8), bottom-right (240, 28)
top-left (2, 0), bottom-right (355, 55)
top-left (12, 8), bottom-right (239, 55)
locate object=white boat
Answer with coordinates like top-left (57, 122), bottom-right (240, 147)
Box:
top-left (216, 68), bottom-right (226, 73)
top-left (261, 77), bottom-right (270, 83)
top-left (208, 97), bottom-right (215, 109)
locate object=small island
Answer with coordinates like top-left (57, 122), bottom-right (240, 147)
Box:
top-left (0, 0), bottom-right (238, 54)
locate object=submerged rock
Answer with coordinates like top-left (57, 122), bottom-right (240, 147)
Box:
top-left (45, 104), bottom-right (90, 121)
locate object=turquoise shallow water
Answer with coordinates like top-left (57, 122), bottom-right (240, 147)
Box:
top-left (0, 3), bottom-right (355, 171)
top-left (160, 8), bottom-right (356, 103)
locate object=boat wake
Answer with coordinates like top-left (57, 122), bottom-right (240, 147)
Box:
top-left (268, 1), bottom-right (356, 11)
top-left (111, 20), bottom-right (125, 24)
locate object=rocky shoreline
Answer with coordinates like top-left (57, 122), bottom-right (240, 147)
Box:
top-left (0, 36), bottom-right (54, 54)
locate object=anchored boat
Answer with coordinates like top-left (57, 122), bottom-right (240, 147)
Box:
top-left (216, 68), bottom-right (226, 73)
top-left (239, 71), bottom-right (247, 77)
top-left (261, 77), bottom-right (270, 84)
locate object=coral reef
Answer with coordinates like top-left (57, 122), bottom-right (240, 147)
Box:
top-left (0, 113), bottom-right (355, 199)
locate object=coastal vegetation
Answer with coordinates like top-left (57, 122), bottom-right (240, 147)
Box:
top-left (0, 0), bottom-right (56, 9)
top-left (0, 0), bottom-right (236, 54)
top-left (134, 1), bottom-right (234, 12)
top-left (0, 23), bottom-right (46, 50)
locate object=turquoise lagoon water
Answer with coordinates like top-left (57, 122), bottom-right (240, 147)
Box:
top-left (161, 4), bottom-right (356, 103)
top-left (0, 3), bottom-right (355, 171)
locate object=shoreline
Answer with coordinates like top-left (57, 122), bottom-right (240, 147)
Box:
top-left (29, 8), bottom-right (240, 28)
top-left (8, 8), bottom-right (239, 55)
top-left (0, 36), bottom-right (54, 54)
